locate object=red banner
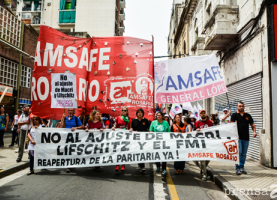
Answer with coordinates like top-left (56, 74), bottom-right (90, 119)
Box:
top-left (31, 26), bottom-right (155, 120)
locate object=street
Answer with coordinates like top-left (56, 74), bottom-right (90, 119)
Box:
top-left (0, 159), bottom-right (228, 200)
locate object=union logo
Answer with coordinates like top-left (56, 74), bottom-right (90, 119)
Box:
top-left (223, 140), bottom-right (238, 155)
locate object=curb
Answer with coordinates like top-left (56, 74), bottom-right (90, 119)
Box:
top-left (207, 169), bottom-right (249, 200)
top-left (0, 161), bottom-right (29, 179)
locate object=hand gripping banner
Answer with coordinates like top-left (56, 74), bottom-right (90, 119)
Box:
top-left (155, 54), bottom-right (228, 103)
top-left (31, 26), bottom-right (155, 120)
top-left (34, 123), bottom-right (239, 169)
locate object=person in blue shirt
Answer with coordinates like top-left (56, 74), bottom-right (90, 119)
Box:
top-left (60, 108), bottom-right (83, 173)
top-left (60, 108), bottom-right (83, 131)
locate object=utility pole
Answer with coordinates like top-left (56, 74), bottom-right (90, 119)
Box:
top-left (15, 22), bottom-right (24, 111)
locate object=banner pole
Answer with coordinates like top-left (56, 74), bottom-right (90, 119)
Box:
top-left (226, 92), bottom-right (231, 110)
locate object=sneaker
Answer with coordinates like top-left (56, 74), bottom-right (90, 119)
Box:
top-left (162, 169), bottom-right (167, 176)
top-left (140, 168), bottom-right (146, 173)
top-left (236, 168), bottom-right (241, 175)
top-left (240, 168), bottom-right (247, 174)
top-left (121, 165), bottom-right (125, 171)
top-left (202, 175), bottom-right (207, 181)
top-left (66, 168), bottom-right (71, 173)
top-left (156, 167), bottom-right (160, 172)
top-left (115, 166), bottom-right (119, 171)
top-left (16, 158), bottom-right (21, 162)
top-left (15, 149), bottom-right (19, 153)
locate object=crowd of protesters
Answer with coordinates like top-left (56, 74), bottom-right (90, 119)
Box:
top-left (1, 101), bottom-right (257, 179)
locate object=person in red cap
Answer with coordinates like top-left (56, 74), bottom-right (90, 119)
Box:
top-left (194, 109), bottom-right (213, 181)
top-left (195, 110), bottom-right (213, 131)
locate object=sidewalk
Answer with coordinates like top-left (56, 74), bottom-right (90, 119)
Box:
top-left (0, 132), bottom-right (29, 178)
top-left (207, 159), bottom-right (277, 200)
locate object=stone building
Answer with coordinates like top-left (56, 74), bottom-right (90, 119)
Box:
top-left (168, 0), bottom-right (276, 167)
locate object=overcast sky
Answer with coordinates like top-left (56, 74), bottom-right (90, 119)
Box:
top-left (124, 0), bottom-right (173, 58)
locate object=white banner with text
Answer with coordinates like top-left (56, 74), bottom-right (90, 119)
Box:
top-left (34, 123), bottom-right (239, 169)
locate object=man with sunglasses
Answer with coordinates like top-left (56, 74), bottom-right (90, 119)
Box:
top-left (112, 106), bottom-right (132, 171)
top-left (60, 108), bottom-right (83, 173)
top-left (231, 101), bottom-right (257, 175)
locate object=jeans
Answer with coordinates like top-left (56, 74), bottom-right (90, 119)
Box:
top-left (156, 162), bottom-right (167, 171)
top-left (235, 139), bottom-right (249, 169)
top-left (17, 130), bottom-right (28, 159)
top-left (0, 129), bottom-right (4, 146)
top-left (174, 161), bottom-right (185, 170)
top-left (11, 126), bottom-right (18, 146)
top-left (138, 163), bottom-right (145, 168)
top-left (29, 150), bottom-right (34, 171)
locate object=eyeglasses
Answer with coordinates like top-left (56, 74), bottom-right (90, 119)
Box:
top-left (33, 118), bottom-right (39, 121)
top-left (121, 110), bottom-right (127, 112)
top-left (68, 110), bottom-right (74, 112)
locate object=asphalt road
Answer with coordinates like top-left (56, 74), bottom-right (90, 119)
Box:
top-left (0, 161), bottom-right (230, 200)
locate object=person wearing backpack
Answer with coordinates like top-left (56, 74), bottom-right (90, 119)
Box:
top-left (60, 108), bottom-right (83, 173)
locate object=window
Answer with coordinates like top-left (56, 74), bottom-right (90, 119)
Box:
top-left (22, 1), bottom-right (32, 11)
top-left (22, 13), bottom-right (31, 19)
top-left (0, 57), bottom-right (18, 89)
top-left (21, 65), bottom-right (31, 88)
top-left (0, 6), bottom-right (22, 48)
top-left (59, 0), bottom-right (76, 23)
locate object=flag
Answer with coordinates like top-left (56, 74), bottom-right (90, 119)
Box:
top-left (197, 103), bottom-right (203, 120)
top-left (197, 103), bottom-right (203, 111)
top-left (182, 102), bottom-right (194, 112)
top-left (193, 105), bottom-right (198, 118)
top-left (169, 104), bottom-right (182, 119)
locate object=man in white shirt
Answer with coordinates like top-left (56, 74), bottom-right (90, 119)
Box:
top-left (220, 108), bottom-right (231, 125)
top-left (16, 105), bottom-right (31, 162)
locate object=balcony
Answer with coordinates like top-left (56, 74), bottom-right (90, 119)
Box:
top-left (119, 10), bottom-right (125, 21)
top-left (120, 0), bottom-right (126, 9)
top-left (119, 23), bottom-right (125, 33)
top-left (203, 5), bottom-right (239, 50)
top-left (59, 10), bottom-right (76, 24)
top-left (191, 37), bottom-right (205, 51)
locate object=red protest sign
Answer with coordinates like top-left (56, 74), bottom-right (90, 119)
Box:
top-left (31, 26), bottom-right (154, 120)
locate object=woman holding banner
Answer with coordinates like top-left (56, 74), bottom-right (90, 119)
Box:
top-left (27, 116), bottom-right (43, 175)
top-left (112, 106), bottom-right (132, 172)
top-left (85, 110), bottom-right (105, 172)
top-left (171, 115), bottom-right (186, 175)
top-left (149, 111), bottom-right (170, 176)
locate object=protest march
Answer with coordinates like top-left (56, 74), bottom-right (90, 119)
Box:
top-left (5, 25), bottom-right (255, 180)
top-left (2, 1), bottom-right (275, 199)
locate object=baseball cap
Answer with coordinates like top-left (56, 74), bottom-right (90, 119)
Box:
top-left (199, 109), bottom-right (206, 114)
top-left (223, 108), bottom-right (228, 112)
top-left (190, 114), bottom-right (197, 120)
top-left (164, 114), bottom-right (169, 117)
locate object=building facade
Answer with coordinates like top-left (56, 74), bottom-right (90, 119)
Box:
top-left (0, 5), bottom-right (38, 127)
top-left (15, 0), bottom-right (126, 36)
top-left (168, 0), bottom-right (276, 167)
